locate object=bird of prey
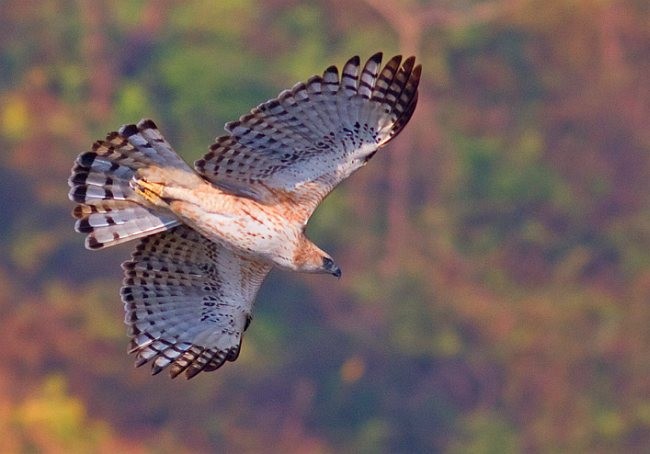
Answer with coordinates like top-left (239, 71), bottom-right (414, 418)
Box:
top-left (68, 53), bottom-right (421, 379)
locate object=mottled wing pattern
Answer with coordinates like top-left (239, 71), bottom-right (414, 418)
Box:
top-left (122, 225), bottom-right (271, 379)
top-left (68, 120), bottom-right (189, 249)
top-left (196, 53), bottom-right (421, 222)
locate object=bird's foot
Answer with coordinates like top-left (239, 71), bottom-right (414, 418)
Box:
top-left (133, 178), bottom-right (167, 206)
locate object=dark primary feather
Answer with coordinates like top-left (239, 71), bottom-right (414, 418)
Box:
top-left (122, 225), bottom-right (271, 379)
top-left (68, 54), bottom-right (421, 379)
top-left (195, 53), bottom-right (421, 221)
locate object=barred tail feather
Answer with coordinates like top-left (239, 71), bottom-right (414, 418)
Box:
top-left (72, 202), bottom-right (178, 249)
top-left (68, 119), bottom-right (185, 249)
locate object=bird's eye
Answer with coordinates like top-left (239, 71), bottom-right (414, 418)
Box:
top-left (322, 257), bottom-right (334, 268)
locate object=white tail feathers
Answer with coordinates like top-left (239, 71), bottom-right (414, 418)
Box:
top-left (68, 119), bottom-right (186, 249)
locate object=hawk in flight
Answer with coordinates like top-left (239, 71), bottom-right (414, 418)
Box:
top-left (69, 53), bottom-right (421, 378)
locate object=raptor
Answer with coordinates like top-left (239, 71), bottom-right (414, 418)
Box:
top-left (69, 53), bottom-right (421, 378)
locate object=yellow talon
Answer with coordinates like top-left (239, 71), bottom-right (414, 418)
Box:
top-left (133, 178), bottom-right (166, 205)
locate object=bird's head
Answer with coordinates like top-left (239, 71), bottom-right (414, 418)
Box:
top-left (291, 237), bottom-right (342, 278)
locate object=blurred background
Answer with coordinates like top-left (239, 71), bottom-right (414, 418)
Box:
top-left (1, 0), bottom-right (649, 452)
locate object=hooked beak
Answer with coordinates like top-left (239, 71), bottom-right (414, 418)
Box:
top-left (322, 257), bottom-right (342, 279)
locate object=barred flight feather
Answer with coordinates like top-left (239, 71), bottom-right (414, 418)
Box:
top-left (68, 54), bottom-right (420, 379)
top-left (195, 53), bottom-right (421, 222)
top-left (121, 226), bottom-right (270, 379)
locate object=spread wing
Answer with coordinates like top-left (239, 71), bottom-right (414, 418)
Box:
top-left (195, 53), bottom-right (421, 223)
top-left (122, 225), bottom-right (271, 379)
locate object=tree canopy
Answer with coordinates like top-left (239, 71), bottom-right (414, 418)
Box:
top-left (1, 0), bottom-right (649, 451)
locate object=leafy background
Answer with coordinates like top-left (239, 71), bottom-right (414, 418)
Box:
top-left (1, 0), bottom-right (649, 452)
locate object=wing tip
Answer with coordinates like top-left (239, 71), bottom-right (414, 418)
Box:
top-left (346, 55), bottom-right (361, 67)
top-left (402, 55), bottom-right (416, 70)
top-left (119, 123), bottom-right (139, 138)
top-left (368, 51), bottom-right (383, 64)
top-left (137, 118), bottom-right (158, 130)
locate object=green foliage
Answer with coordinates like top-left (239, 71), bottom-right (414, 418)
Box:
top-left (5, 375), bottom-right (112, 452)
top-left (0, 0), bottom-right (649, 452)
top-left (449, 411), bottom-right (520, 454)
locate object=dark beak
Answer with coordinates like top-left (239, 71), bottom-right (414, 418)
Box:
top-left (323, 257), bottom-right (342, 278)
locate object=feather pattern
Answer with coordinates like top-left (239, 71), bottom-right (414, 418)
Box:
top-left (195, 53), bottom-right (421, 222)
top-left (68, 54), bottom-right (420, 379)
top-left (68, 119), bottom-right (186, 248)
top-left (122, 225), bottom-right (271, 379)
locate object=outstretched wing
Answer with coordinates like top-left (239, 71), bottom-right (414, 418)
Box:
top-left (195, 53), bottom-right (421, 223)
top-left (122, 225), bottom-right (271, 379)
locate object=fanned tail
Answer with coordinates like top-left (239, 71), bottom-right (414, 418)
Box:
top-left (68, 119), bottom-right (187, 249)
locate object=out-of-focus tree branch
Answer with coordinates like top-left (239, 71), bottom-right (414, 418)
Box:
top-left (359, 0), bottom-right (515, 274)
